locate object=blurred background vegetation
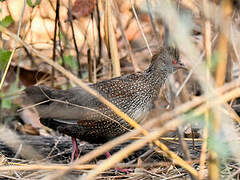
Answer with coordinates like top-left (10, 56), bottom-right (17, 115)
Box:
top-left (0, 0), bottom-right (240, 179)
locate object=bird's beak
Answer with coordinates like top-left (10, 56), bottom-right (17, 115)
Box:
top-left (175, 62), bottom-right (188, 71)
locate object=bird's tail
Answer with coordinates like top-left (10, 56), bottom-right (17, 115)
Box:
top-left (22, 86), bottom-right (70, 118)
top-left (23, 86), bottom-right (61, 105)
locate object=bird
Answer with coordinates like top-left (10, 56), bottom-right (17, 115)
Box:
top-left (23, 46), bottom-right (186, 161)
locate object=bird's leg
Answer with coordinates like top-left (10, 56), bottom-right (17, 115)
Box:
top-left (105, 151), bottom-right (111, 158)
top-left (105, 152), bottom-right (131, 174)
top-left (71, 137), bottom-right (79, 162)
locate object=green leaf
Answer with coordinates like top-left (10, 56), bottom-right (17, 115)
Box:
top-left (1, 97), bottom-right (12, 109)
top-left (208, 51), bottom-right (221, 72)
top-left (0, 15), bottom-right (14, 28)
top-left (0, 81), bottom-right (23, 109)
top-left (27, 0), bottom-right (40, 8)
top-left (184, 110), bottom-right (206, 125)
top-left (207, 132), bottom-right (230, 159)
top-left (63, 55), bottom-right (78, 70)
top-left (59, 31), bottom-right (68, 46)
top-left (0, 49), bottom-right (11, 70)
top-left (58, 57), bottom-right (63, 65)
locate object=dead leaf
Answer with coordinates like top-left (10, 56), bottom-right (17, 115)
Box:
top-left (72, 0), bottom-right (96, 18)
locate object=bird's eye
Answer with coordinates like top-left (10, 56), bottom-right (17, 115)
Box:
top-left (172, 60), bottom-right (177, 64)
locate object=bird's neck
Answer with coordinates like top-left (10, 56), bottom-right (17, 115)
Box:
top-left (143, 63), bottom-right (169, 99)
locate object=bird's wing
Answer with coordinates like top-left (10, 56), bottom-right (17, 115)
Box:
top-left (23, 73), bottom-right (143, 121)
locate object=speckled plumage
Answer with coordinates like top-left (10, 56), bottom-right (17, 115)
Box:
top-left (24, 46), bottom-right (184, 144)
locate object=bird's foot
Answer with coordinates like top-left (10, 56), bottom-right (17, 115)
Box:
top-left (105, 152), bottom-right (132, 174)
top-left (114, 167), bottom-right (133, 174)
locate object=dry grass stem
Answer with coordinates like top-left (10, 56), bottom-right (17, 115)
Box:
top-left (0, 164), bottom-right (96, 171)
top-left (112, 0), bottom-right (140, 72)
top-left (208, 1), bottom-right (233, 178)
top-left (201, 2), bottom-right (211, 178)
top-left (0, 0), bottom-right (26, 89)
top-left (104, 0), bottom-right (121, 77)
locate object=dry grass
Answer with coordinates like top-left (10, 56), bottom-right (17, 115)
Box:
top-left (0, 0), bottom-right (240, 179)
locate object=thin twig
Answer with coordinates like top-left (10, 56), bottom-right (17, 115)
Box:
top-left (175, 34), bottom-right (218, 98)
top-left (95, 0), bottom-right (102, 67)
top-left (129, 0), bottom-right (152, 57)
top-left (68, 0), bottom-right (82, 78)
top-left (51, 0), bottom-right (60, 87)
top-left (146, 0), bottom-right (160, 41)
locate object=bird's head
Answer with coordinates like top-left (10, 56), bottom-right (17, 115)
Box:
top-left (150, 46), bottom-right (187, 74)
